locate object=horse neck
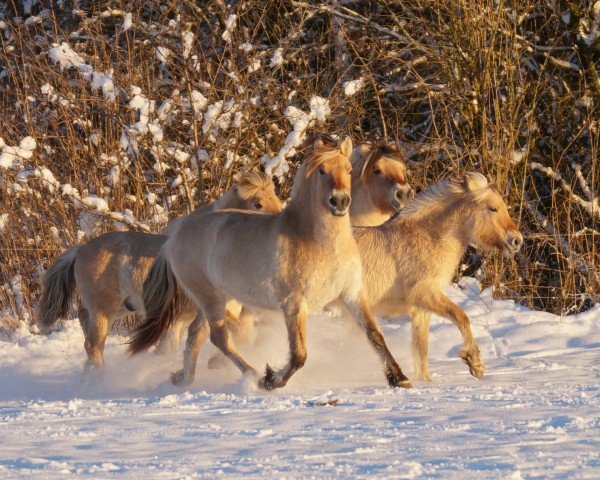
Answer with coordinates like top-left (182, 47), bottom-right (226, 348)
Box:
top-left (349, 180), bottom-right (393, 227)
top-left (284, 176), bottom-right (351, 239)
top-left (392, 197), bottom-right (474, 259)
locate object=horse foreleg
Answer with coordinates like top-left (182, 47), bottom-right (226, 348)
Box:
top-left (259, 297), bottom-right (307, 391)
top-left (171, 313), bottom-right (209, 386)
top-left (422, 294), bottom-right (484, 379)
top-left (343, 293), bottom-right (412, 389)
top-left (411, 309), bottom-right (432, 381)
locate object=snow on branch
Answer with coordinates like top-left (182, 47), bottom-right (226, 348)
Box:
top-left (530, 162), bottom-right (600, 222)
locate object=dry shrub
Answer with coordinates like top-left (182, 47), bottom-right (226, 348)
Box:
top-left (0, 0), bottom-right (598, 329)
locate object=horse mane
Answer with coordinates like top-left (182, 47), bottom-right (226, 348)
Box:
top-left (351, 141), bottom-right (406, 183)
top-left (290, 143), bottom-right (348, 198)
top-left (398, 171), bottom-right (490, 220)
top-left (236, 170), bottom-right (274, 201)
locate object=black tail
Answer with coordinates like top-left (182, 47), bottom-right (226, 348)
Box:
top-left (38, 245), bottom-right (80, 332)
top-left (128, 248), bottom-right (184, 354)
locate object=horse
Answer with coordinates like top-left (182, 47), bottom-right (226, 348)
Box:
top-left (129, 137), bottom-right (412, 390)
top-left (37, 171), bottom-right (282, 375)
top-left (353, 171), bottom-right (523, 380)
top-left (202, 140), bottom-right (413, 370)
top-left (349, 141), bottom-right (412, 226)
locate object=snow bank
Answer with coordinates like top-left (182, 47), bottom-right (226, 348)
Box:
top-left (0, 280), bottom-right (598, 478)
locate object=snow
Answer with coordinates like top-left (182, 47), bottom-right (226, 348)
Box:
top-left (0, 136), bottom-right (37, 169)
top-left (182, 31), bottom-right (194, 59)
top-left (0, 279), bottom-right (598, 478)
top-left (342, 78), bottom-right (364, 96)
top-left (222, 14), bottom-right (237, 43)
top-left (265, 96), bottom-right (331, 177)
top-left (122, 13), bottom-right (133, 32)
top-left (48, 43), bottom-right (117, 101)
top-left (0, 213), bottom-right (8, 231)
top-left (270, 47), bottom-right (284, 67)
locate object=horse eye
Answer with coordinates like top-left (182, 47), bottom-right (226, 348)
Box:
top-left (254, 202), bottom-right (263, 210)
top-left (488, 206), bottom-right (498, 212)
top-left (373, 168), bottom-right (381, 175)
top-left (319, 168), bottom-right (326, 175)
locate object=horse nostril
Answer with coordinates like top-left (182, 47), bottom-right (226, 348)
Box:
top-left (395, 190), bottom-right (403, 201)
top-left (512, 236), bottom-right (522, 247)
top-left (328, 196), bottom-right (337, 208)
top-left (341, 195), bottom-right (350, 210)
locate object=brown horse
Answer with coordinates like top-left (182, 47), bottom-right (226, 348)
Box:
top-left (129, 137), bottom-right (412, 390)
top-left (37, 171), bottom-right (282, 376)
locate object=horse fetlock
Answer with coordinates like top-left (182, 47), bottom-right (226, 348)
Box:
top-left (171, 369), bottom-right (192, 387)
top-left (414, 365), bottom-right (432, 382)
top-left (459, 346), bottom-right (485, 380)
top-left (81, 363), bottom-right (104, 384)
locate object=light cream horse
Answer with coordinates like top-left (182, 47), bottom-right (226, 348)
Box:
top-left (129, 137), bottom-right (412, 390)
top-left (212, 172), bottom-right (523, 382)
top-left (354, 172), bottom-right (523, 380)
top-left (349, 142), bottom-right (412, 226)
top-left (37, 171), bottom-right (282, 374)
top-left (203, 140), bottom-right (413, 369)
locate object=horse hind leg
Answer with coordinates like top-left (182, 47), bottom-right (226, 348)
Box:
top-left (80, 308), bottom-right (112, 382)
top-left (171, 313), bottom-right (209, 386)
top-left (207, 306), bottom-right (255, 369)
top-left (343, 293), bottom-right (412, 389)
top-left (192, 294), bottom-right (256, 379)
top-left (156, 312), bottom-right (191, 356)
top-left (411, 309), bottom-right (432, 382)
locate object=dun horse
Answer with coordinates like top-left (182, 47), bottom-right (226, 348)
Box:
top-left (37, 171), bottom-right (282, 374)
top-left (129, 137), bottom-right (412, 390)
top-left (349, 142), bottom-right (412, 226)
top-left (203, 140), bottom-right (413, 370)
top-left (354, 172), bottom-right (523, 380)
top-left (212, 172), bottom-right (522, 382)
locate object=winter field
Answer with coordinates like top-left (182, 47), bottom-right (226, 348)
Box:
top-left (1, 278), bottom-right (598, 479)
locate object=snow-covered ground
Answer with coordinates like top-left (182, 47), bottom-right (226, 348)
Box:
top-left (1, 279), bottom-right (599, 479)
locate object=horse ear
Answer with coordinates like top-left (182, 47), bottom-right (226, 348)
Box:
top-left (463, 171), bottom-right (489, 192)
top-left (339, 136), bottom-right (353, 158)
top-left (314, 137), bottom-right (324, 149)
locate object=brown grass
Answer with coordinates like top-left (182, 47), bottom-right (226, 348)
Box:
top-left (0, 0), bottom-right (598, 329)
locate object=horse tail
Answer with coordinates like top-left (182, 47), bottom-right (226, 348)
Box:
top-left (128, 246), bottom-right (184, 354)
top-left (38, 245), bottom-right (80, 332)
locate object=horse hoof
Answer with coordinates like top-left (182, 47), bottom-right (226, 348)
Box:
top-left (258, 364), bottom-right (278, 391)
top-left (387, 371), bottom-right (413, 389)
top-left (469, 365), bottom-right (485, 380)
top-left (171, 370), bottom-right (191, 387)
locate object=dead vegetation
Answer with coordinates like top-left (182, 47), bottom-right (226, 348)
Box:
top-left (0, 0), bottom-right (598, 327)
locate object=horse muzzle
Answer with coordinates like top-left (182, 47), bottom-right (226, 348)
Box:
top-left (391, 185), bottom-right (413, 211)
top-left (504, 231), bottom-right (524, 255)
top-left (328, 192), bottom-right (351, 216)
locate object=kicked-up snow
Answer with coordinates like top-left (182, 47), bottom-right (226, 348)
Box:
top-left (0, 279), bottom-right (599, 478)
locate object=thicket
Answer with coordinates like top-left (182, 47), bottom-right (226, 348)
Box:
top-left (1, 0), bottom-right (598, 329)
